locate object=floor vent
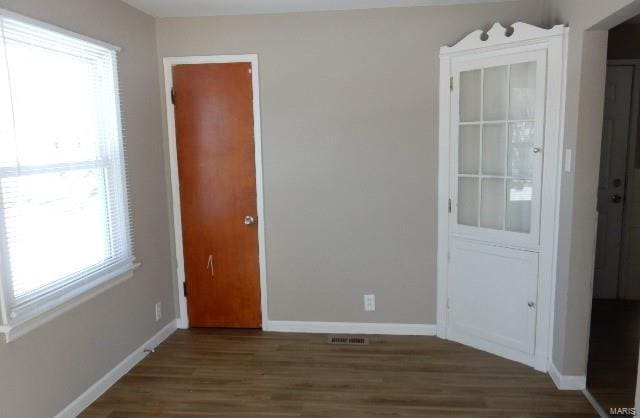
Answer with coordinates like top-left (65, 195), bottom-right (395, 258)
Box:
top-left (327, 335), bottom-right (369, 345)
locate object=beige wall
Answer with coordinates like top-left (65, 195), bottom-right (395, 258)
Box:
top-left (3, 1), bottom-right (639, 414)
top-left (0, 0), bottom-right (174, 417)
top-left (155, 1), bottom-right (548, 325)
top-left (548, 0), bottom-right (640, 376)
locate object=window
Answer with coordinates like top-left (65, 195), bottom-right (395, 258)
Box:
top-left (0, 12), bottom-right (134, 335)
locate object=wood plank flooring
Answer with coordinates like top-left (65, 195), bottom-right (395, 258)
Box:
top-left (587, 299), bottom-right (640, 413)
top-left (81, 329), bottom-right (596, 417)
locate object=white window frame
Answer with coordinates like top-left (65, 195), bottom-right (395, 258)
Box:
top-left (0, 9), bottom-right (139, 342)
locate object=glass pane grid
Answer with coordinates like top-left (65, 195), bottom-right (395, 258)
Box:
top-left (457, 62), bottom-right (536, 234)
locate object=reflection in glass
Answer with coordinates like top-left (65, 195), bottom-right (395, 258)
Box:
top-left (506, 179), bottom-right (532, 233)
top-left (508, 122), bottom-right (535, 179)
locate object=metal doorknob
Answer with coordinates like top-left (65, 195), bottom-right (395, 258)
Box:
top-left (244, 215), bottom-right (256, 225)
top-left (611, 194), bottom-right (623, 204)
top-left (533, 147), bottom-right (542, 154)
top-left (528, 301), bottom-right (535, 308)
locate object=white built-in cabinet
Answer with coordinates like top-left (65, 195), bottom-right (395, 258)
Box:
top-left (437, 23), bottom-right (568, 371)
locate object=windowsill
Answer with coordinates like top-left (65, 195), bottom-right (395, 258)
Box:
top-left (0, 262), bottom-right (140, 343)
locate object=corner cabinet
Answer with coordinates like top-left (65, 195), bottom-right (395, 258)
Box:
top-left (437, 23), bottom-right (569, 371)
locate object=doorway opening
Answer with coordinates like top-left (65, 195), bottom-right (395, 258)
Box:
top-left (586, 16), bottom-right (640, 413)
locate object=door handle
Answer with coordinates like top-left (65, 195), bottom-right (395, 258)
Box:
top-left (244, 215), bottom-right (256, 225)
top-left (528, 301), bottom-right (535, 308)
top-left (611, 194), bottom-right (623, 204)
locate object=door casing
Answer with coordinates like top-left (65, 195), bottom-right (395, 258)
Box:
top-left (437, 23), bottom-right (569, 372)
top-left (163, 54), bottom-right (268, 329)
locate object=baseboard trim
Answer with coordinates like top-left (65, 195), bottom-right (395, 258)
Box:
top-left (582, 388), bottom-right (609, 417)
top-left (264, 320), bottom-right (436, 336)
top-left (55, 319), bottom-right (179, 418)
top-left (549, 362), bottom-right (586, 390)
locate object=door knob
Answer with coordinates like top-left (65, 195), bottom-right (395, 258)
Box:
top-left (244, 215), bottom-right (256, 225)
top-left (611, 194), bottom-right (623, 204)
top-left (528, 301), bottom-right (535, 308)
top-left (533, 147), bottom-right (542, 154)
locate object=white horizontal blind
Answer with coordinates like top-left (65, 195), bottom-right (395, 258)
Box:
top-left (0, 14), bottom-right (133, 321)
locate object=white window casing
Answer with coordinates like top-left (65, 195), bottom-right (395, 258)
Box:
top-left (0, 9), bottom-right (137, 342)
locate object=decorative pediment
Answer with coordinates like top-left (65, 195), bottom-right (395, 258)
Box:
top-left (440, 22), bottom-right (567, 55)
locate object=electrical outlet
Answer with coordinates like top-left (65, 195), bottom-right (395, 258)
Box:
top-left (364, 294), bottom-right (375, 312)
top-left (155, 302), bottom-right (162, 321)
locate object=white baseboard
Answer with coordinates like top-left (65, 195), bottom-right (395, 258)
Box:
top-left (549, 362), bottom-right (586, 390)
top-left (582, 388), bottom-right (609, 417)
top-left (55, 319), bottom-right (179, 418)
top-left (264, 320), bottom-right (436, 336)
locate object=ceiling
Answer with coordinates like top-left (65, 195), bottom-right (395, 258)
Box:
top-left (122, 0), bottom-right (516, 18)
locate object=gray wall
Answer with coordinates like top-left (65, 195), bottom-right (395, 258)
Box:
top-left (0, 0), bottom-right (174, 417)
top-left (156, 1), bottom-right (548, 325)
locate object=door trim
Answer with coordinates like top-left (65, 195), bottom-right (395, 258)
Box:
top-left (437, 23), bottom-right (569, 372)
top-left (163, 54), bottom-right (268, 329)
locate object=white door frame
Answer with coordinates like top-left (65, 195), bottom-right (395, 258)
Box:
top-left (162, 54), bottom-right (269, 329)
top-left (437, 23), bottom-right (569, 372)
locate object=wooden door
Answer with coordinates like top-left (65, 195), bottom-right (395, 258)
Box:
top-left (448, 50), bottom-right (546, 364)
top-left (594, 65), bottom-right (633, 299)
top-left (173, 62), bottom-right (261, 328)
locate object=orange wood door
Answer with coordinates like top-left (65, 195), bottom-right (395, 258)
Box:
top-left (173, 62), bottom-right (261, 328)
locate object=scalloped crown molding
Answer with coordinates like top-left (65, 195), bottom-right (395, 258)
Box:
top-left (441, 22), bottom-right (567, 55)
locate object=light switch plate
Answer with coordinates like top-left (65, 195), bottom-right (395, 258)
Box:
top-left (564, 149), bottom-right (572, 173)
top-left (364, 294), bottom-right (375, 312)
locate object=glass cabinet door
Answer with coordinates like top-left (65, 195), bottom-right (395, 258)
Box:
top-left (452, 52), bottom-right (545, 246)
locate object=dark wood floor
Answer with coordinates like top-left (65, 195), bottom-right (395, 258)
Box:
top-left (82, 329), bottom-right (596, 417)
top-left (587, 299), bottom-right (640, 413)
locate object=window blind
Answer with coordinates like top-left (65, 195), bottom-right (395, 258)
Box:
top-left (0, 14), bottom-right (133, 322)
